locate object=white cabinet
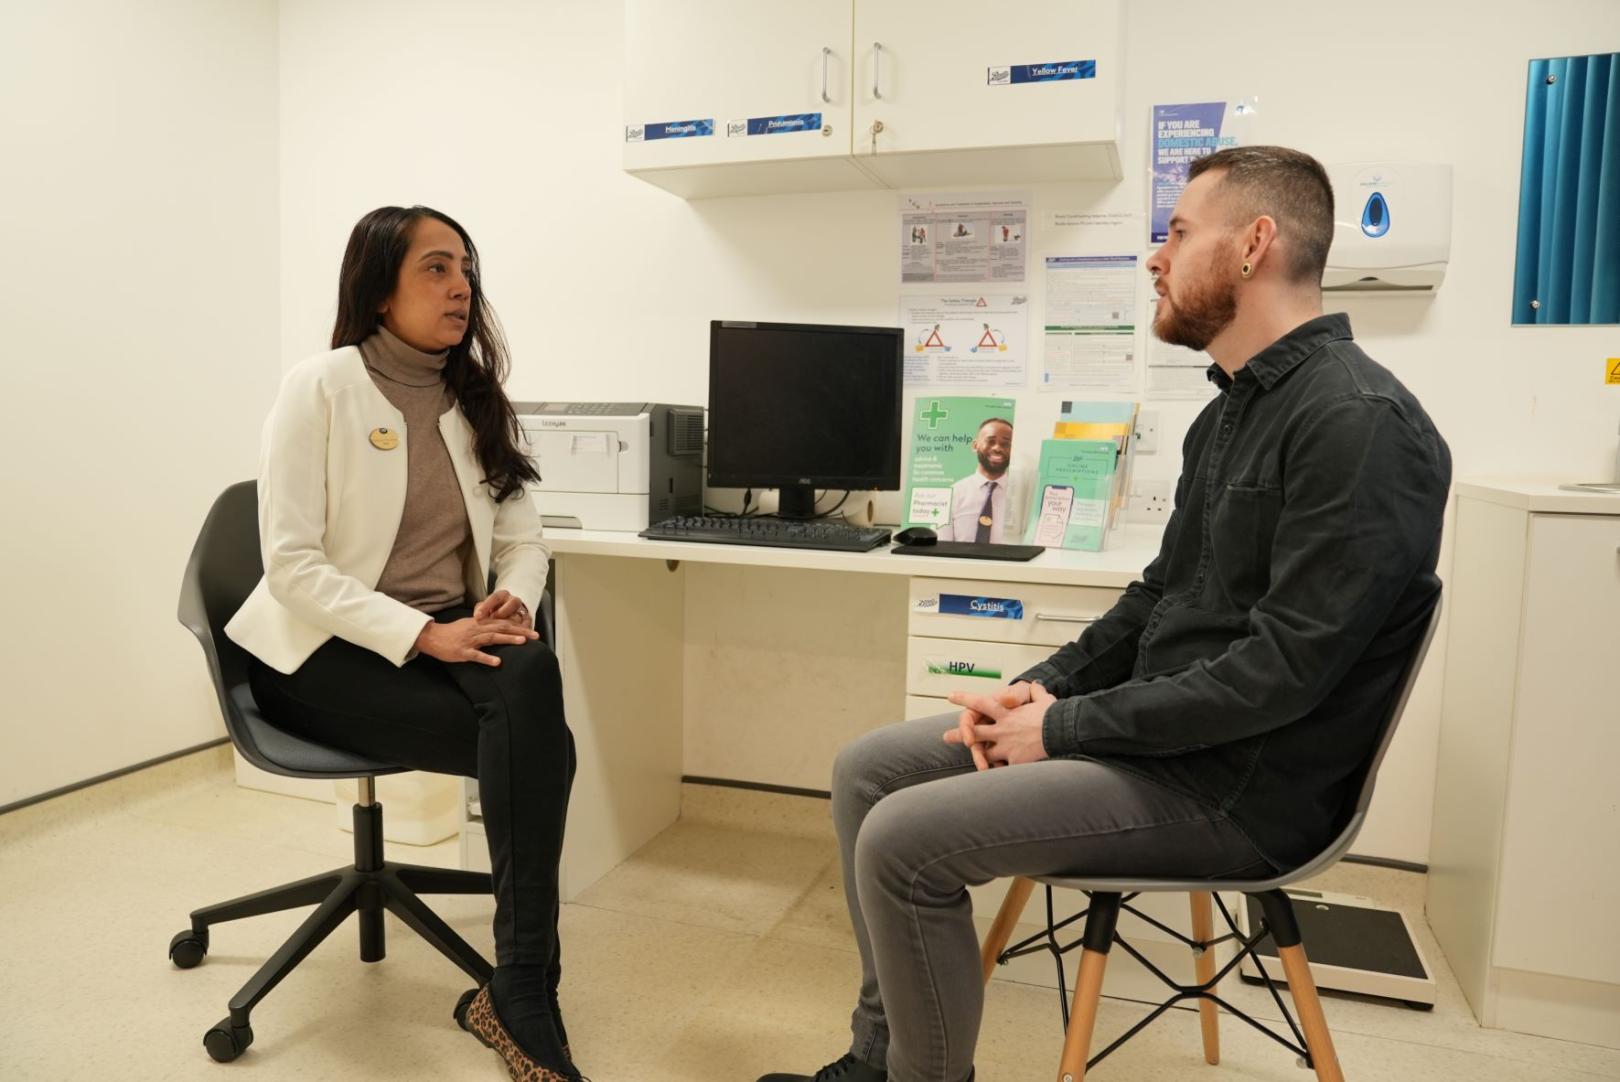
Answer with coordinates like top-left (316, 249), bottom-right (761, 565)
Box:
top-left (1426, 481), bottom-right (1620, 1049)
top-left (623, 0), bottom-right (1123, 198)
top-left (623, 0), bottom-right (876, 198)
top-left (851, 0), bottom-right (1123, 188)
top-left (904, 575), bottom-right (1122, 714)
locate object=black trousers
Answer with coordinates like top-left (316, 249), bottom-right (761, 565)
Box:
top-left (248, 606), bottom-right (576, 975)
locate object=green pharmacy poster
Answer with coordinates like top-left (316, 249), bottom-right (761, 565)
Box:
top-left (903, 396), bottom-right (1028, 544)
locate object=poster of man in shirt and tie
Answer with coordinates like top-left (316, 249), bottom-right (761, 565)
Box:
top-left (902, 397), bottom-right (1030, 544)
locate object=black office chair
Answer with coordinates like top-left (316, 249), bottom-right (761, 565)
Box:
top-left (978, 597), bottom-right (1442, 1082)
top-left (172, 481), bottom-right (508, 1063)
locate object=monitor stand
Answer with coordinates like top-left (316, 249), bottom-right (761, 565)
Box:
top-left (777, 484), bottom-right (818, 520)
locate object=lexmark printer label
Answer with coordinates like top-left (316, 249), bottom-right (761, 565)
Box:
top-left (938, 594), bottom-right (1024, 619)
top-left (626, 119), bottom-right (715, 142)
top-left (987, 60), bottom-right (1096, 86)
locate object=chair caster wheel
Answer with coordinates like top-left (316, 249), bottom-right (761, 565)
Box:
top-left (169, 928), bottom-right (209, 969)
top-left (204, 1018), bottom-right (253, 1062)
top-left (453, 987), bottom-right (478, 1031)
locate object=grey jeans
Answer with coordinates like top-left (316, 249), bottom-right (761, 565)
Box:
top-left (831, 714), bottom-right (1273, 1082)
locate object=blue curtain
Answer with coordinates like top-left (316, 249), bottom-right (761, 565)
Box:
top-left (1513, 53), bottom-right (1620, 325)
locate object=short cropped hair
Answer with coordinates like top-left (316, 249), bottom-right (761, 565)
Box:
top-left (977, 417), bottom-right (1014, 435)
top-left (1187, 146), bottom-right (1335, 284)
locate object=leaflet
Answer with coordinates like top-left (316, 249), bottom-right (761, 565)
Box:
top-left (1040, 255), bottom-right (1137, 392)
top-left (1025, 438), bottom-right (1117, 551)
top-left (900, 191), bottom-right (1029, 284)
top-left (901, 293), bottom-right (1029, 387)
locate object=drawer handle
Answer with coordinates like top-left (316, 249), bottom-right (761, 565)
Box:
top-left (821, 46), bottom-right (832, 103)
top-left (1034, 613), bottom-right (1098, 624)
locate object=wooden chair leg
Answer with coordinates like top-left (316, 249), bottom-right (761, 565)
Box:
top-left (980, 877), bottom-right (1035, 983)
top-left (1058, 947), bottom-right (1109, 1082)
top-left (1054, 891), bottom-right (1121, 1082)
top-left (1189, 891), bottom-right (1220, 1065)
top-left (1278, 944), bottom-right (1345, 1082)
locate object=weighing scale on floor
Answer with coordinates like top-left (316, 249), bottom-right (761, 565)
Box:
top-left (1237, 887), bottom-right (1437, 1009)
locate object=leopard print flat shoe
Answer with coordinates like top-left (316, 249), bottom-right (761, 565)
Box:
top-left (455, 988), bottom-right (572, 1061)
top-left (459, 984), bottom-right (579, 1082)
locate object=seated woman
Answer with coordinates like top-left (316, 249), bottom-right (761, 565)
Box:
top-left (227, 205), bottom-right (584, 1081)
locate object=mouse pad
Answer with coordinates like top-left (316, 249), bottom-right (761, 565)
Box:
top-left (893, 541), bottom-right (1045, 562)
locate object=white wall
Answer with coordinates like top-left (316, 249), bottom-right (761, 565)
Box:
top-left (0, 1), bottom-right (280, 807)
top-left (277, 0), bottom-right (1619, 863)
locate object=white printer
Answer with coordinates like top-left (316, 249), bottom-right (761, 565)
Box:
top-left (515, 402), bottom-right (704, 531)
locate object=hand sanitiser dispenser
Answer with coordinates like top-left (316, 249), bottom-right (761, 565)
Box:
top-left (1322, 162), bottom-right (1453, 292)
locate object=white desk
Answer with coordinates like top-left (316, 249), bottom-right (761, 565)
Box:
top-left (523, 527), bottom-right (1163, 899)
top-left (544, 527), bottom-right (1161, 586)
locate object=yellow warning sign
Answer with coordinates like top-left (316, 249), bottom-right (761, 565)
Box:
top-left (1608, 358), bottom-right (1620, 385)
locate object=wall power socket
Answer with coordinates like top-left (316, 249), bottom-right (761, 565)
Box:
top-left (1128, 480), bottom-right (1172, 525)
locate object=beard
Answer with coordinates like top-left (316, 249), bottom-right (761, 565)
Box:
top-left (1153, 248), bottom-right (1240, 352)
top-left (976, 448), bottom-right (1008, 477)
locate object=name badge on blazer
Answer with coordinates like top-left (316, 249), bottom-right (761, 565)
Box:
top-left (369, 427), bottom-right (400, 451)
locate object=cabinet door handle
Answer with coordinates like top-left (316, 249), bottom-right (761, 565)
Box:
top-left (822, 46), bottom-right (832, 103)
top-left (873, 42), bottom-right (884, 100)
top-left (1034, 613), bottom-right (1098, 624)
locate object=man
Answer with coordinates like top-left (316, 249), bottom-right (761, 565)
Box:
top-left (935, 417), bottom-right (1027, 544)
top-left (758, 146), bottom-right (1451, 1082)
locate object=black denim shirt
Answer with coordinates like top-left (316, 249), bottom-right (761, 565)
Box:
top-left (1018, 314), bottom-right (1451, 869)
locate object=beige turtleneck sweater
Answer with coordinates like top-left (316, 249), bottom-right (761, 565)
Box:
top-left (360, 325), bottom-right (473, 614)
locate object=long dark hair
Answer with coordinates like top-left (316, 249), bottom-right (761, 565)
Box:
top-left (332, 205), bottom-right (539, 502)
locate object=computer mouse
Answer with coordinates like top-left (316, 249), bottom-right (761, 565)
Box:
top-left (895, 526), bottom-right (938, 546)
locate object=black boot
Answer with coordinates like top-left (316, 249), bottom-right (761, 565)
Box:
top-left (757, 1052), bottom-right (886, 1082)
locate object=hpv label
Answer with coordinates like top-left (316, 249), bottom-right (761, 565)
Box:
top-left (925, 658), bottom-right (1003, 679)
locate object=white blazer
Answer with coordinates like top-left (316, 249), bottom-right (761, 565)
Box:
top-left (226, 347), bottom-right (551, 674)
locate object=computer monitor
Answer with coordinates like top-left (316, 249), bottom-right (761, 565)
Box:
top-left (708, 320), bottom-right (903, 519)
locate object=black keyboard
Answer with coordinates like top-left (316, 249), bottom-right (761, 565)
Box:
top-left (640, 515), bottom-right (892, 553)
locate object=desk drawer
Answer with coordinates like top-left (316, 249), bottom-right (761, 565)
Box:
top-left (907, 636), bottom-right (1055, 698)
top-left (906, 694), bottom-right (955, 720)
top-left (908, 577), bottom-right (1121, 647)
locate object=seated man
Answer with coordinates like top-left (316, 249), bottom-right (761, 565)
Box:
top-left (759, 145), bottom-right (1451, 1082)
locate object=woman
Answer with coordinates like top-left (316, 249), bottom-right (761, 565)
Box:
top-left (226, 206), bottom-right (583, 1081)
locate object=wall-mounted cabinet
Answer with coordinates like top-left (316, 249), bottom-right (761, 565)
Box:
top-left (623, 0), bottom-right (1123, 199)
top-left (623, 1), bottom-right (870, 197)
